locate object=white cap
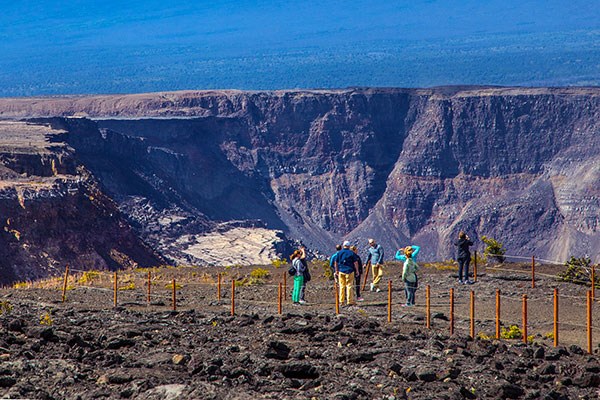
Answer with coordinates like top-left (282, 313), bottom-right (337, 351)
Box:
top-left (343, 240), bottom-right (351, 247)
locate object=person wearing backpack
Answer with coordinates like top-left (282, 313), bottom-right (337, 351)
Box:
top-left (290, 249), bottom-right (306, 305)
top-left (401, 246), bottom-right (419, 306)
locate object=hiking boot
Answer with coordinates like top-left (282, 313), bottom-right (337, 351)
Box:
top-left (356, 297), bottom-right (365, 302)
top-left (299, 300), bottom-right (307, 304)
top-left (369, 283), bottom-right (375, 292)
top-left (375, 287), bottom-right (381, 293)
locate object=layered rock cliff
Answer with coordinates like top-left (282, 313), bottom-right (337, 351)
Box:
top-left (0, 121), bottom-right (162, 284)
top-left (0, 86), bottom-right (599, 269)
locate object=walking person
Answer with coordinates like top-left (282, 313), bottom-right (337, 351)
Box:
top-left (395, 245), bottom-right (421, 262)
top-left (366, 238), bottom-right (384, 292)
top-left (401, 246), bottom-right (419, 306)
top-left (290, 249), bottom-right (306, 305)
top-left (455, 231), bottom-right (474, 284)
top-left (350, 245), bottom-right (364, 302)
top-left (334, 241), bottom-right (359, 306)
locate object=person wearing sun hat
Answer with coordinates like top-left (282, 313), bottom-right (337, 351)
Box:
top-left (395, 244), bottom-right (421, 262)
top-left (334, 241), bottom-right (359, 306)
top-left (401, 245), bottom-right (419, 306)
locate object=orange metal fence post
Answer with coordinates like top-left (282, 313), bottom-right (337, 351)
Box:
top-left (231, 280), bottom-right (236, 316)
top-left (470, 290), bottom-right (475, 339)
top-left (522, 294), bottom-right (528, 344)
top-left (361, 261), bottom-right (371, 292)
top-left (554, 288), bottom-right (559, 347)
top-left (450, 288), bottom-right (454, 336)
top-left (387, 280), bottom-right (392, 323)
top-left (496, 290), bottom-right (501, 339)
top-left (531, 256), bottom-right (535, 289)
top-left (335, 282), bottom-right (340, 314)
top-left (426, 285), bottom-right (431, 329)
top-left (283, 272), bottom-right (287, 301)
top-left (113, 271), bottom-right (118, 308)
top-left (61, 265), bottom-right (69, 303)
top-left (217, 273), bottom-right (222, 301)
top-left (473, 251), bottom-right (478, 282)
top-left (278, 282), bottom-right (282, 315)
top-left (147, 271), bottom-right (151, 304)
top-left (587, 290), bottom-right (592, 354)
top-left (172, 279), bottom-right (177, 311)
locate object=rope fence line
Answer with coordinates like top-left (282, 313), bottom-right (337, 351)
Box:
top-left (5, 257), bottom-right (600, 352)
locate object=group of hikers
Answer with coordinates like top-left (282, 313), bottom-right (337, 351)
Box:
top-left (288, 231), bottom-right (474, 307)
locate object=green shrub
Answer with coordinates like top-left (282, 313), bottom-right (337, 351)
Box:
top-left (271, 258), bottom-right (287, 269)
top-left (0, 301), bottom-right (13, 316)
top-left (558, 256), bottom-right (596, 286)
top-left (481, 236), bottom-right (506, 263)
top-left (317, 260), bottom-right (334, 280)
top-left (250, 268), bottom-right (270, 280)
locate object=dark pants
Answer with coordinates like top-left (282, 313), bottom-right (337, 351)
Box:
top-left (404, 280), bottom-right (417, 305)
top-left (355, 273), bottom-right (361, 298)
top-left (458, 257), bottom-right (470, 281)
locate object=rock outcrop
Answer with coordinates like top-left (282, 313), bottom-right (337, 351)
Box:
top-left (0, 121), bottom-right (161, 284)
top-left (0, 86), bottom-right (599, 270)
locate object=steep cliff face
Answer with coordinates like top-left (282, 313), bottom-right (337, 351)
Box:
top-left (1, 87), bottom-right (599, 265)
top-left (0, 121), bottom-right (162, 284)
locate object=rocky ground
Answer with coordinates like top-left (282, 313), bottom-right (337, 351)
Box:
top-left (0, 261), bottom-right (599, 399)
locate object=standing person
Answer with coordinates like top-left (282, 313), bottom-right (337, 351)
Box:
top-left (455, 231), bottom-right (474, 284)
top-left (290, 250), bottom-right (306, 305)
top-left (402, 246), bottom-right (419, 306)
top-left (395, 245), bottom-right (421, 262)
top-left (366, 238), bottom-right (385, 292)
top-left (334, 241), bottom-right (359, 306)
top-left (298, 247), bottom-right (310, 303)
top-left (350, 245), bottom-right (364, 302)
top-left (329, 244), bottom-right (342, 281)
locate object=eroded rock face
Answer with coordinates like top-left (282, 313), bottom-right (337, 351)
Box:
top-left (1, 86), bottom-right (599, 268)
top-left (0, 121), bottom-right (161, 284)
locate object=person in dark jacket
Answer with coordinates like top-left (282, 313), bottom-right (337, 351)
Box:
top-left (350, 245), bottom-right (364, 301)
top-left (334, 241), bottom-right (359, 306)
top-left (455, 231), bottom-right (474, 284)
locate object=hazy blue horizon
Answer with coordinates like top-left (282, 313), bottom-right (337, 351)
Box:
top-left (1, 1), bottom-right (599, 96)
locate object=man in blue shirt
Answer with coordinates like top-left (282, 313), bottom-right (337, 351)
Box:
top-left (334, 241), bottom-right (359, 306)
top-left (366, 238), bottom-right (384, 292)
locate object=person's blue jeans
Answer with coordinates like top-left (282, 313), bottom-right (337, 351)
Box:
top-left (404, 280), bottom-right (417, 305)
top-left (458, 257), bottom-right (470, 282)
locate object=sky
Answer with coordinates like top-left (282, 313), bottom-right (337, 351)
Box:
top-left (0, 1), bottom-right (598, 95)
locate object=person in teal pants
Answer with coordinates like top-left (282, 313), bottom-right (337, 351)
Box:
top-left (290, 249), bottom-right (306, 304)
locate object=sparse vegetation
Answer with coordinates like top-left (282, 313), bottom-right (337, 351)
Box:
top-left (165, 282), bottom-right (183, 290)
top-left (317, 260), bottom-right (334, 280)
top-left (78, 270), bottom-right (101, 285)
top-left (40, 312), bottom-right (53, 325)
top-left (271, 258), bottom-right (287, 269)
top-left (481, 236), bottom-right (506, 263)
top-left (235, 267), bottom-right (271, 286)
top-left (0, 300), bottom-right (13, 315)
top-left (500, 325), bottom-right (534, 342)
top-left (558, 256), bottom-right (597, 286)
top-left (119, 282), bottom-right (136, 291)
